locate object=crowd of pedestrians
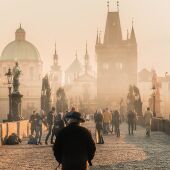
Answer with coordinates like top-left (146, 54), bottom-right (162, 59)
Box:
top-left (28, 105), bottom-right (153, 169)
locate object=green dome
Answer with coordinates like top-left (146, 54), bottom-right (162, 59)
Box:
top-left (0, 26), bottom-right (40, 61)
top-left (0, 40), bottom-right (40, 61)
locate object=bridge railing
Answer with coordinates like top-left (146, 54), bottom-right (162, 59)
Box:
top-left (0, 120), bottom-right (47, 145)
top-left (137, 116), bottom-right (170, 135)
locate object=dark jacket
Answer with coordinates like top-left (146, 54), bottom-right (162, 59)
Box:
top-left (47, 111), bottom-right (55, 125)
top-left (127, 111), bottom-right (135, 124)
top-left (53, 117), bottom-right (65, 135)
top-left (53, 123), bottom-right (96, 170)
top-left (94, 113), bottom-right (103, 130)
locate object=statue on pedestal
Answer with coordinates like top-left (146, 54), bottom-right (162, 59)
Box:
top-left (11, 62), bottom-right (23, 121)
top-left (126, 85), bottom-right (143, 116)
top-left (12, 62), bottom-right (22, 93)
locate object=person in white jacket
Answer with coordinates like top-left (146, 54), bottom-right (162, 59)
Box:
top-left (144, 107), bottom-right (153, 137)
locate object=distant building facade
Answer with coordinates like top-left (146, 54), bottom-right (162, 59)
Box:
top-left (95, 8), bottom-right (137, 106)
top-left (0, 25), bottom-right (42, 120)
top-left (64, 45), bottom-right (97, 112)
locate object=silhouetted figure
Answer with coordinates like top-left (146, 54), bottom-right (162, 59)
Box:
top-left (94, 109), bottom-right (104, 144)
top-left (53, 112), bottom-right (96, 170)
top-left (127, 110), bottom-right (135, 135)
top-left (114, 110), bottom-right (121, 137)
top-left (103, 108), bottom-right (112, 134)
top-left (29, 110), bottom-right (37, 135)
top-left (45, 107), bottom-right (56, 144)
top-left (144, 107), bottom-right (153, 137)
top-left (52, 113), bottom-right (64, 141)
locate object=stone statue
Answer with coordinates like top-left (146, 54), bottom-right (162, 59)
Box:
top-left (133, 85), bottom-right (142, 116)
top-left (41, 74), bottom-right (51, 114)
top-left (12, 62), bottom-right (22, 92)
top-left (127, 85), bottom-right (135, 112)
top-left (126, 85), bottom-right (143, 115)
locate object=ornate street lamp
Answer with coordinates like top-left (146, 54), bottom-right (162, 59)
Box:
top-left (152, 85), bottom-right (156, 117)
top-left (5, 68), bottom-right (13, 120)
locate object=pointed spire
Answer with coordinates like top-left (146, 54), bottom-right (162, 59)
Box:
top-left (96, 29), bottom-right (99, 45)
top-left (54, 42), bottom-right (57, 55)
top-left (99, 31), bottom-right (102, 44)
top-left (117, 1), bottom-right (119, 12)
top-left (85, 42), bottom-right (89, 74)
top-left (130, 19), bottom-right (137, 44)
top-left (75, 50), bottom-right (78, 60)
top-left (127, 29), bottom-right (129, 40)
top-left (19, 23), bottom-right (22, 29)
top-left (107, 1), bottom-right (110, 12)
top-left (53, 42), bottom-right (58, 65)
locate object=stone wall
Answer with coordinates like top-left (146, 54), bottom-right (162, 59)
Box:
top-left (0, 120), bottom-right (30, 145)
top-left (137, 116), bottom-right (170, 135)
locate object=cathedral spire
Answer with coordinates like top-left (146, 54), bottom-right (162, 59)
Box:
top-left (127, 29), bottom-right (129, 40)
top-left (130, 19), bottom-right (137, 44)
top-left (53, 42), bottom-right (58, 65)
top-left (85, 42), bottom-right (89, 74)
top-left (96, 29), bottom-right (99, 45)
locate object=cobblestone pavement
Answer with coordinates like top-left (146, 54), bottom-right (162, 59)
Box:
top-left (0, 121), bottom-right (170, 170)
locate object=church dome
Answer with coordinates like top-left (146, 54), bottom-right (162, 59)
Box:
top-left (0, 25), bottom-right (40, 61)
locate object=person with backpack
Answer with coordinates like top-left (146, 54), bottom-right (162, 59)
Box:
top-left (45, 107), bottom-right (56, 144)
top-left (51, 113), bottom-right (65, 143)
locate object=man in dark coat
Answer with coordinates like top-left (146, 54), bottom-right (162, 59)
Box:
top-left (45, 107), bottom-right (56, 144)
top-left (53, 111), bottom-right (96, 170)
top-left (29, 110), bottom-right (37, 135)
top-left (127, 110), bottom-right (135, 135)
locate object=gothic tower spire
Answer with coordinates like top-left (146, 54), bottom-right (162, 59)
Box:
top-left (53, 42), bottom-right (58, 65)
top-left (85, 42), bottom-right (89, 74)
top-left (130, 19), bottom-right (137, 44)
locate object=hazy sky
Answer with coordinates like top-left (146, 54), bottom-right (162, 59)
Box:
top-left (0, 0), bottom-right (170, 76)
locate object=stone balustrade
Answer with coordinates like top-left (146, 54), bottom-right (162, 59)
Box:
top-left (137, 116), bottom-right (170, 135)
top-left (0, 120), bottom-right (47, 145)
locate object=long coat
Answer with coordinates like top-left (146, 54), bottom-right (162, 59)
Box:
top-left (53, 123), bottom-right (96, 170)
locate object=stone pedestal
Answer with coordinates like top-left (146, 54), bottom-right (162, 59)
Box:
top-left (10, 92), bottom-right (24, 121)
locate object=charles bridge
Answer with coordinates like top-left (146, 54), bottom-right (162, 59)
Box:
top-left (0, 118), bottom-right (170, 170)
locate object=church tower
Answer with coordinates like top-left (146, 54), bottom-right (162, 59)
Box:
top-left (50, 43), bottom-right (62, 104)
top-left (95, 3), bottom-right (137, 105)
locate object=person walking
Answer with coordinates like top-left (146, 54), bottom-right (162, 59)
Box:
top-left (53, 111), bottom-right (96, 170)
top-left (29, 110), bottom-right (37, 136)
top-left (114, 110), bottom-right (121, 137)
top-left (127, 110), bottom-right (135, 135)
top-left (102, 108), bottom-right (112, 134)
top-left (35, 110), bottom-right (46, 145)
top-left (144, 107), bottom-right (153, 137)
top-left (45, 107), bottom-right (56, 144)
top-left (51, 113), bottom-right (65, 143)
top-left (94, 109), bottom-right (104, 144)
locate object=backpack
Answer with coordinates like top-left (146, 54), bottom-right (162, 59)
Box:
top-left (28, 135), bottom-right (38, 144)
top-left (5, 133), bottom-right (22, 145)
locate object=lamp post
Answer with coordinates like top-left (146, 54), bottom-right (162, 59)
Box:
top-left (5, 68), bottom-right (13, 121)
top-left (152, 85), bottom-right (156, 117)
